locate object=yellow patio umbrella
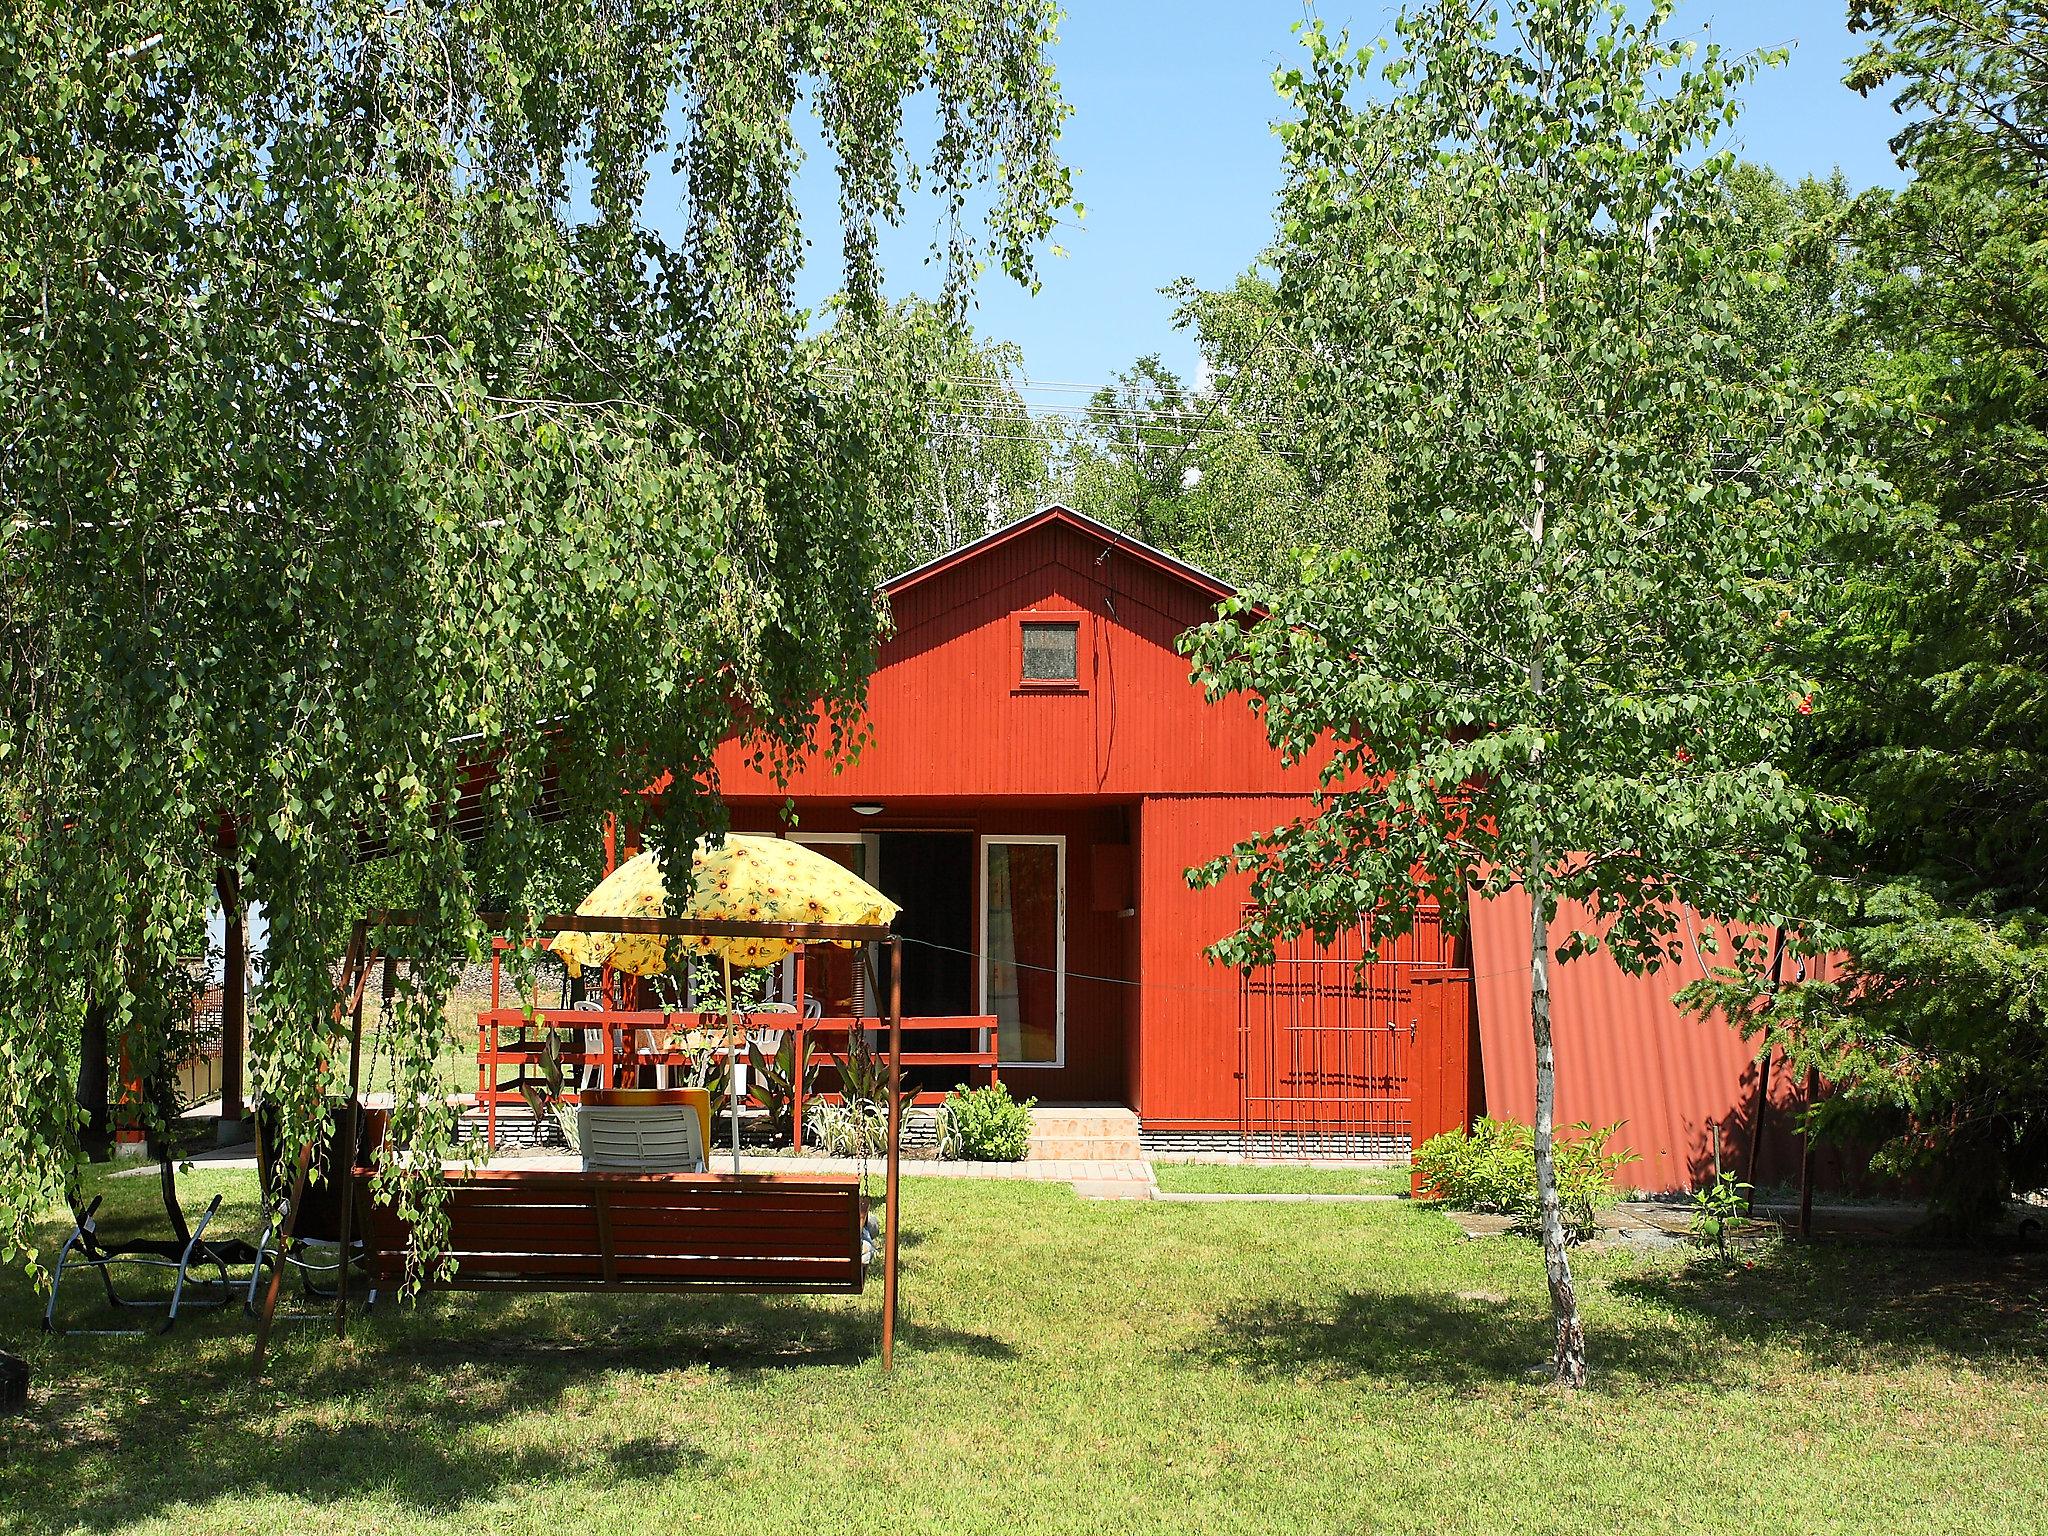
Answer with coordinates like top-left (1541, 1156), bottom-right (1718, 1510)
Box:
top-left (550, 834), bottom-right (899, 979)
top-left (549, 835), bottom-right (899, 1173)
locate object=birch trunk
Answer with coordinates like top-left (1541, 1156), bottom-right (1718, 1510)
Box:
top-left (1526, 425), bottom-right (1586, 1385)
top-left (1528, 850), bottom-right (1588, 1386)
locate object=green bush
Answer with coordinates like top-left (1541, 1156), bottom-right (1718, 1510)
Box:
top-left (942, 1083), bottom-right (1036, 1161)
top-left (1412, 1116), bottom-right (1637, 1242)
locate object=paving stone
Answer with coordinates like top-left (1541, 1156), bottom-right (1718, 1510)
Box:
top-left (1448, 1211), bottom-right (1519, 1238)
top-left (1071, 1179), bottom-right (1154, 1200)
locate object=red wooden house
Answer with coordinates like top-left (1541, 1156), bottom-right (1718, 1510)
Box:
top-left (707, 505), bottom-right (1834, 1191)
top-left (712, 504), bottom-right (1378, 1133)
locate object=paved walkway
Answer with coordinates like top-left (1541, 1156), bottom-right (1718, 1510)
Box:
top-left (1153, 1191), bottom-right (1400, 1204)
top-left (589, 1152), bottom-right (1159, 1200)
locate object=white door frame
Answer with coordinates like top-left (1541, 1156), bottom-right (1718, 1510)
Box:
top-left (977, 834), bottom-right (1066, 1069)
top-left (787, 830), bottom-right (882, 1012)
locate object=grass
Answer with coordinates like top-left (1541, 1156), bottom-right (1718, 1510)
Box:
top-left (4, 1164), bottom-right (2046, 1536)
top-left (1151, 1162), bottom-right (1412, 1196)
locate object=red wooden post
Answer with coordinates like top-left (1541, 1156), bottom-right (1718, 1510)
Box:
top-left (113, 1034), bottom-right (145, 1157)
top-left (791, 948), bottom-right (807, 1151)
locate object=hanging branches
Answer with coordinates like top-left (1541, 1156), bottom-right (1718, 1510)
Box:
top-left (0, 0), bottom-right (1072, 1274)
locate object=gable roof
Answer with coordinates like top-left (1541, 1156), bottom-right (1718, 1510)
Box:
top-left (884, 504), bottom-right (1240, 607)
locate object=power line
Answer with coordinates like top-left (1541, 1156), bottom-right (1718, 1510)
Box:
top-left (896, 933), bottom-right (1527, 998)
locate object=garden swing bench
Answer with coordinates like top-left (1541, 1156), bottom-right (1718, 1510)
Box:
top-left (250, 910), bottom-right (907, 1375)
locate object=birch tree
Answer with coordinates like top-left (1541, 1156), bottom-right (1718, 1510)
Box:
top-left (1181, 0), bottom-right (1870, 1385)
top-left (0, 0), bottom-right (1071, 1271)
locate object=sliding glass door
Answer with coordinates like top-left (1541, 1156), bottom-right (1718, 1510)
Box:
top-left (980, 836), bottom-right (1065, 1066)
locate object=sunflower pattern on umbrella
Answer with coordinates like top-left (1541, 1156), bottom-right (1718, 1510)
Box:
top-left (549, 835), bottom-right (899, 977)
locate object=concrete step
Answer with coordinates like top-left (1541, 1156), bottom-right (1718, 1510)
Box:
top-left (1026, 1107), bottom-right (1142, 1162)
top-left (1030, 1116), bottom-right (1140, 1137)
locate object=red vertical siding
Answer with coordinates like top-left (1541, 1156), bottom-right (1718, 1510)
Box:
top-left (709, 509), bottom-right (1355, 1114)
top-left (710, 514), bottom-right (1339, 801)
top-left (694, 510), bottom-right (1837, 1166)
top-left (1468, 888), bottom-right (1838, 1194)
top-left (1134, 793), bottom-right (1322, 1128)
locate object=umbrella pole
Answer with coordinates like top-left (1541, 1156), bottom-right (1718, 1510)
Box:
top-left (724, 956), bottom-right (741, 1174)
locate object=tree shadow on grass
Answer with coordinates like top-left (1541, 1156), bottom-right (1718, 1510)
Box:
top-left (374, 1287), bottom-right (1013, 1374)
top-left (3, 1282), bottom-right (1011, 1534)
top-left (1195, 1242), bottom-right (2048, 1393)
top-left (1190, 1287), bottom-right (1712, 1390)
top-left (1610, 1238), bottom-right (2048, 1369)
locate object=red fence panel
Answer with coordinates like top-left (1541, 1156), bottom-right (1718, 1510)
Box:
top-left (1236, 910), bottom-right (1466, 1157)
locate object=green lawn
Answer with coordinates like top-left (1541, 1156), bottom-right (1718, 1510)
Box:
top-left (4, 1165), bottom-right (2045, 1535)
top-left (1151, 1162), bottom-right (1411, 1196)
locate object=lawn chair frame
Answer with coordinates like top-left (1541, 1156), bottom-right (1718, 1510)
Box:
top-left (45, 1184), bottom-right (251, 1336)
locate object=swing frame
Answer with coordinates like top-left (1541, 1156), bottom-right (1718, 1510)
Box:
top-left (249, 909), bottom-right (904, 1375)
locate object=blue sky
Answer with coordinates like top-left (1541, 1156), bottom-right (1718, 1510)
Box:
top-left (783, 1), bottom-right (1912, 390)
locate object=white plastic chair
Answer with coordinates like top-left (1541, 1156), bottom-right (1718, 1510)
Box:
top-left (576, 1092), bottom-right (711, 1172)
top-left (570, 998), bottom-right (607, 1091)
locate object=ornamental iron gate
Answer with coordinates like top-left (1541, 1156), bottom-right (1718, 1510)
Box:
top-left (1237, 907), bottom-right (1466, 1158)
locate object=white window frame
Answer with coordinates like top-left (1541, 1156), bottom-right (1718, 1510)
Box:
top-left (977, 834), bottom-right (1066, 1069)
top-left (786, 829), bottom-right (880, 871)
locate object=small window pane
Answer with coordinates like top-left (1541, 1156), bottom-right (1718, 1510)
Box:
top-left (1021, 622), bottom-right (1078, 682)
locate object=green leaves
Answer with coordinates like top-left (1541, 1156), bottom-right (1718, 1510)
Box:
top-left (0, 0), bottom-right (1070, 1271)
top-left (1185, 0), bottom-right (1868, 980)
top-left (1759, 0), bottom-right (2048, 1228)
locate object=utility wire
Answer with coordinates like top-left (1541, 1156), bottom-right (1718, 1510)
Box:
top-left (896, 933), bottom-right (1526, 997)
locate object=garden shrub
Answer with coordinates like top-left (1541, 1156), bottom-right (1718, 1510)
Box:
top-left (1412, 1116), bottom-right (1637, 1242)
top-left (943, 1083), bottom-right (1036, 1161)
top-left (806, 1098), bottom-right (891, 1158)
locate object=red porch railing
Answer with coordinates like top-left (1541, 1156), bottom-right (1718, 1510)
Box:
top-left (475, 1008), bottom-right (1000, 1148)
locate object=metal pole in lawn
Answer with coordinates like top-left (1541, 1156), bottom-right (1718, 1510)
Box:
top-left (882, 935), bottom-right (902, 1370)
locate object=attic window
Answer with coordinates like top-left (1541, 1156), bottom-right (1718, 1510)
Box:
top-left (1020, 621), bottom-right (1080, 684)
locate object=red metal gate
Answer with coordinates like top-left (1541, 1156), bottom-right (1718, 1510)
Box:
top-left (1237, 908), bottom-right (1466, 1156)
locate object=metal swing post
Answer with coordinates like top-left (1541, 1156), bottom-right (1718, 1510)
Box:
top-left (882, 935), bottom-right (902, 1370)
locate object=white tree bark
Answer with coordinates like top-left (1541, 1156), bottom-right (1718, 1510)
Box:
top-left (1526, 431), bottom-right (1587, 1386)
top-left (1527, 849), bottom-right (1588, 1386)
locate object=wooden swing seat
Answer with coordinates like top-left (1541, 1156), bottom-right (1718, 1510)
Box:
top-left (355, 1168), bottom-right (869, 1296)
